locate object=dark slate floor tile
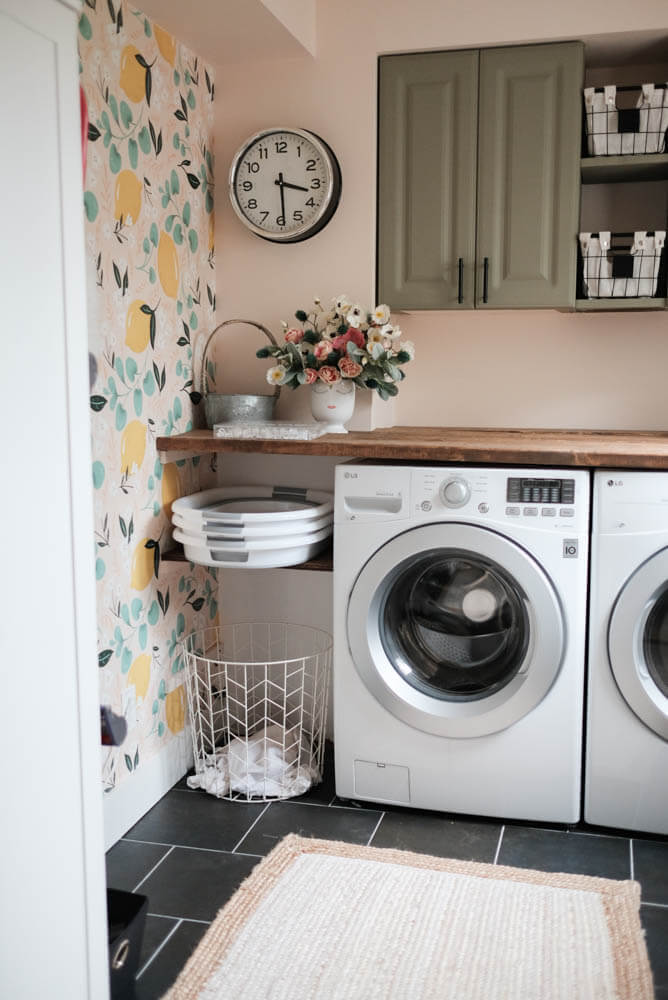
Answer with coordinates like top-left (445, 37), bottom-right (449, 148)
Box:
top-left (125, 789), bottom-right (266, 851)
top-left (137, 846), bottom-right (258, 922)
top-left (135, 920), bottom-right (209, 1000)
top-left (137, 914), bottom-right (178, 973)
top-left (238, 800), bottom-right (382, 856)
top-left (640, 904), bottom-right (668, 998)
top-left (370, 810), bottom-right (502, 863)
top-left (497, 826), bottom-right (631, 880)
top-left (106, 839), bottom-right (172, 893)
top-left (634, 839), bottom-right (668, 905)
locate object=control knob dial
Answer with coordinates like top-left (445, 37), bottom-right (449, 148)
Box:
top-left (439, 476), bottom-right (471, 508)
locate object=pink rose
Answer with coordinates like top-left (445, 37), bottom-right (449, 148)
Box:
top-left (330, 333), bottom-right (348, 351)
top-left (313, 341), bottom-right (331, 361)
top-left (338, 357), bottom-right (363, 378)
top-left (285, 327), bottom-right (304, 344)
top-left (318, 365), bottom-right (341, 384)
top-left (348, 327), bottom-right (365, 349)
top-left (303, 367), bottom-right (318, 384)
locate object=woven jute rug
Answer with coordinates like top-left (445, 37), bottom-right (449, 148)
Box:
top-left (162, 834), bottom-right (654, 1000)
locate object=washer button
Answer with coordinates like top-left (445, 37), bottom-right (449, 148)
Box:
top-left (523, 507), bottom-right (538, 516)
top-left (560, 508), bottom-right (575, 517)
top-left (505, 506), bottom-right (520, 516)
top-left (421, 500), bottom-right (432, 512)
top-left (478, 503), bottom-right (489, 514)
top-left (542, 508), bottom-right (556, 517)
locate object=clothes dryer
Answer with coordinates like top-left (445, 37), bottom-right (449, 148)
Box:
top-left (585, 470), bottom-right (668, 835)
top-left (333, 464), bottom-right (590, 823)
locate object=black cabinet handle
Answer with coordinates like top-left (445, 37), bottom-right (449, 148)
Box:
top-left (483, 257), bottom-right (489, 304)
top-left (457, 258), bottom-right (463, 304)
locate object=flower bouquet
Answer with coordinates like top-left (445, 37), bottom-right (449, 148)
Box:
top-left (256, 295), bottom-right (415, 401)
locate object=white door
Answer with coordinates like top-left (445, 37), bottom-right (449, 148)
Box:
top-left (608, 547), bottom-right (668, 740)
top-left (0, 0), bottom-right (108, 997)
top-left (347, 523), bottom-right (564, 737)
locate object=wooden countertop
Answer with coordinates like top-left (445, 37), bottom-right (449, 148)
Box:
top-left (157, 426), bottom-right (668, 469)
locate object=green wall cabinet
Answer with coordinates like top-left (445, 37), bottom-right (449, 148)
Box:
top-left (377, 42), bottom-right (584, 310)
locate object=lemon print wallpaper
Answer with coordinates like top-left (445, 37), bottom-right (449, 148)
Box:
top-left (79, 2), bottom-right (217, 796)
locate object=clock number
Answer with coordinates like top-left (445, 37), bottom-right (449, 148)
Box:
top-left (293, 210), bottom-right (303, 222)
top-left (274, 141), bottom-right (287, 153)
top-left (247, 199), bottom-right (257, 209)
top-left (310, 178), bottom-right (321, 189)
top-left (276, 215), bottom-right (285, 226)
top-left (305, 197), bottom-right (316, 208)
top-left (260, 211), bottom-right (269, 223)
top-left (306, 159), bottom-right (317, 171)
top-left (242, 181), bottom-right (252, 192)
top-left (296, 145), bottom-right (302, 157)
top-left (258, 147), bottom-right (268, 159)
top-left (246, 162), bottom-right (260, 174)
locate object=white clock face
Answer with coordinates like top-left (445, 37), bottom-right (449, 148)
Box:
top-left (229, 128), bottom-right (341, 243)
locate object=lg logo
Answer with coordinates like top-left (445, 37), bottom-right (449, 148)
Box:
top-left (607, 479), bottom-right (623, 487)
top-left (563, 540), bottom-right (579, 559)
top-left (344, 472), bottom-right (358, 479)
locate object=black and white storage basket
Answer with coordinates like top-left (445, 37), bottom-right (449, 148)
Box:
top-left (578, 231), bottom-right (666, 299)
top-left (584, 84), bottom-right (668, 156)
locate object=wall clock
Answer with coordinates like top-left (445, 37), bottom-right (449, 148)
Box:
top-left (228, 127), bottom-right (342, 243)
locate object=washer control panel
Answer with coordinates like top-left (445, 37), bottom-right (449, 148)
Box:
top-left (506, 477), bottom-right (575, 506)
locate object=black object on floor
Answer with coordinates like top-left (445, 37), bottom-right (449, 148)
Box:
top-left (107, 888), bottom-right (149, 1000)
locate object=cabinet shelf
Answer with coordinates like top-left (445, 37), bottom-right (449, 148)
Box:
top-left (580, 153), bottom-right (668, 184)
top-left (162, 541), bottom-right (333, 572)
top-left (576, 296), bottom-right (666, 311)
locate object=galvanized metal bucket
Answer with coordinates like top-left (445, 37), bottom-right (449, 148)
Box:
top-left (200, 319), bottom-right (280, 428)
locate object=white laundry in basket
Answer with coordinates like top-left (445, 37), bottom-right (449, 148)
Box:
top-left (579, 231), bottom-right (666, 298)
top-left (187, 723), bottom-right (318, 798)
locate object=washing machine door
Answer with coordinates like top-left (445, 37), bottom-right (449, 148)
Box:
top-left (608, 546), bottom-right (668, 740)
top-left (347, 523), bottom-right (565, 738)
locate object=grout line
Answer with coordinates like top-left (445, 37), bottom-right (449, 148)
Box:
top-left (493, 825), bottom-right (505, 865)
top-left (366, 812), bottom-right (386, 847)
top-left (136, 918), bottom-right (183, 981)
top-left (132, 846), bottom-right (174, 893)
top-left (641, 901), bottom-right (668, 909)
top-left (148, 912), bottom-right (212, 924)
top-left (327, 796), bottom-right (337, 806)
top-left (630, 839), bottom-right (635, 881)
top-left (122, 837), bottom-right (262, 858)
top-left (232, 802), bottom-right (272, 854)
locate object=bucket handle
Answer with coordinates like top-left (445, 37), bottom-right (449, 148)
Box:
top-left (199, 319), bottom-right (280, 400)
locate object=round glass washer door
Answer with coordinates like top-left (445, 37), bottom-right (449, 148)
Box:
top-left (347, 523), bottom-right (565, 738)
top-left (608, 547), bottom-right (668, 739)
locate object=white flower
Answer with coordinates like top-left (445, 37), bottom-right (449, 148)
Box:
top-left (266, 365), bottom-right (288, 385)
top-left (281, 320), bottom-right (288, 330)
top-left (380, 323), bottom-right (394, 339)
top-left (346, 305), bottom-right (365, 327)
top-left (333, 294), bottom-right (351, 315)
top-left (373, 304), bottom-right (391, 325)
top-left (367, 329), bottom-right (384, 345)
top-left (399, 340), bottom-right (415, 360)
top-left (389, 324), bottom-right (403, 341)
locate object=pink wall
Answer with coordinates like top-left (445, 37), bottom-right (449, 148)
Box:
top-left (214, 0), bottom-right (668, 429)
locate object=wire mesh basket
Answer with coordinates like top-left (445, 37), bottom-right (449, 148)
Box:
top-left (182, 622), bottom-right (331, 801)
top-left (578, 231), bottom-right (666, 299)
top-left (583, 84), bottom-right (668, 156)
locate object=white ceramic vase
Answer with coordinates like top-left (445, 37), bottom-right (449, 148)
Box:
top-left (310, 381), bottom-right (355, 434)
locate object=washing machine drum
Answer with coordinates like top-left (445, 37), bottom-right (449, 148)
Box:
top-left (608, 546), bottom-right (668, 739)
top-left (347, 523), bottom-right (565, 738)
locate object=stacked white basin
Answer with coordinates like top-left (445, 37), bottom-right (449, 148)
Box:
top-left (171, 486), bottom-right (333, 568)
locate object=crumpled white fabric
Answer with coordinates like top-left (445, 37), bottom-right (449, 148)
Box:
top-left (187, 723), bottom-right (318, 798)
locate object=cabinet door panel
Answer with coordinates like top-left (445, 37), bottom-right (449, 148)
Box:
top-left (477, 43), bottom-right (583, 308)
top-left (377, 50), bottom-right (478, 309)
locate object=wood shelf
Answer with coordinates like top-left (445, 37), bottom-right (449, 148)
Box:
top-left (157, 426), bottom-right (668, 470)
top-left (580, 153), bottom-right (668, 184)
top-left (162, 541), bottom-right (333, 572)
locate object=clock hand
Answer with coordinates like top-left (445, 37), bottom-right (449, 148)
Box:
top-left (281, 180), bottom-right (309, 193)
top-left (276, 171), bottom-right (286, 222)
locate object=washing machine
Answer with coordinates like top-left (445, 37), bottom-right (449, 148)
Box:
top-left (585, 470), bottom-right (668, 835)
top-left (333, 463), bottom-right (590, 823)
